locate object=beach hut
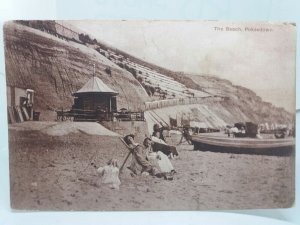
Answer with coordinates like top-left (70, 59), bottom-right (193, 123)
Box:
top-left (72, 76), bottom-right (118, 121)
top-left (6, 86), bottom-right (35, 123)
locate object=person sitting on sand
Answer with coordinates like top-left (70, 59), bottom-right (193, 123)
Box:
top-left (124, 134), bottom-right (160, 177)
top-left (151, 131), bottom-right (179, 158)
top-left (152, 123), bottom-right (167, 142)
top-left (143, 137), bottom-right (175, 174)
top-left (97, 159), bottom-right (121, 190)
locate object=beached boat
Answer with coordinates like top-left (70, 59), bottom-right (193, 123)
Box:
top-left (191, 134), bottom-right (295, 156)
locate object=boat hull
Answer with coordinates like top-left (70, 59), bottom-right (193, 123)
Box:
top-left (191, 134), bottom-right (295, 156)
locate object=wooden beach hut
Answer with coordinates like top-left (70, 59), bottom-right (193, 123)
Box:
top-left (6, 86), bottom-right (35, 123)
top-left (71, 76), bottom-right (118, 121)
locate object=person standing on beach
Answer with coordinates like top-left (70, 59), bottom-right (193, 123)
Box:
top-left (178, 126), bottom-right (192, 145)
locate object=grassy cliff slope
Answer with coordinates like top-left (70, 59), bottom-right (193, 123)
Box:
top-left (5, 22), bottom-right (149, 120)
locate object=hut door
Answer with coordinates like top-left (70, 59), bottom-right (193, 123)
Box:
top-left (111, 97), bottom-right (117, 112)
top-left (83, 98), bottom-right (93, 110)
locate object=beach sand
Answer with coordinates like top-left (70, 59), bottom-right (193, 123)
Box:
top-left (9, 122), bottom-right (295, 211)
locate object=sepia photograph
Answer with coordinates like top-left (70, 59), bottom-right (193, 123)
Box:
top-left (4, 20), bottom-right (296, 211)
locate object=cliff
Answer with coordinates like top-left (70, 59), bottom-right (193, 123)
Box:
top-left (4, 22), bottom-right (149, 120)
top-left (187, 74), bottom-right (293, 124)
top-left (4, 21), bottom-right (294, 126)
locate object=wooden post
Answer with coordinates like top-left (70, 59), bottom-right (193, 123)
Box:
top-left (11, 86), bottom-right (15, 107)
top-left (109, 97), bottom-right (112, 113)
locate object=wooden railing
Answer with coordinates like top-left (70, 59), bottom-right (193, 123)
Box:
top-left (56, 109), bottom-right (145, 122)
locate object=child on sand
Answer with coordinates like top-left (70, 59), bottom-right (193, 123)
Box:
top-left (97, 159), bottom-right (121, 190)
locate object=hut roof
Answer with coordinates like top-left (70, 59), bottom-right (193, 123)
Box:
top-left (74, 76), bottom-right (118, 95)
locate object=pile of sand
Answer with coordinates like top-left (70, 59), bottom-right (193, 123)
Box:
top-left (41, 122), bottom-right (119, 136)
top-left (9, 121), bottom-right (57, 131)
top-left (9, 121), bottom-right (119, 136)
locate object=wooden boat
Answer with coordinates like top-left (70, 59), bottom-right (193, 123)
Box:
top-left (191, 134), bottom-right (295, 156)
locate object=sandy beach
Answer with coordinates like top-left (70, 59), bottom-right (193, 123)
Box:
top-left (9, 122), bottom-right (295, 211)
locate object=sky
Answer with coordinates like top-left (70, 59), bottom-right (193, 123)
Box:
top-left (67, 21), bottom-right (296, 113)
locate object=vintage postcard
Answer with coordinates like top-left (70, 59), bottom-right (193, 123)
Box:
top-left (5, 20), bottom-right (295, 210)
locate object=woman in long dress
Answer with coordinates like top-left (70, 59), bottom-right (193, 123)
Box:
top-left (143, 137), bottom-right (175, 173)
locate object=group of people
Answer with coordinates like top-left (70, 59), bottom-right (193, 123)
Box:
top-left (124, 133), bottom-right (176, 179)
top-left (226, 126), bottom-right (246, 138)
top-left (97, 124), bottom-right (178, 189)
